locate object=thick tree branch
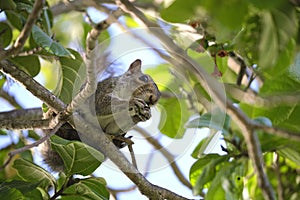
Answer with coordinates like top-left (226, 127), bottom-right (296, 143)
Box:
top-left (118, 0), bottom-right (275, 199)
top-left (0, 60), bottom-right (66, 112)
top-left (1, 0), bottom-right (44, 60)
top-left (0, 108), bottom-right (43, 121)
top-left (0, 119), bottom-right (50, 130)
top-left (73, 113), bottom-right (190, 200)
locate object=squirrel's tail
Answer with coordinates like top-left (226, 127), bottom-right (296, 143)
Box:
top-left (41, 123), bottom-right (80, 172)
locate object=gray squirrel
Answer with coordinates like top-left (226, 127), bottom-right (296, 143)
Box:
top-left (41, 59), bottom-right (161, 171)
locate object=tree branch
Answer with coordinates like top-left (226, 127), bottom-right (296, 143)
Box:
top-left (1, 0), bottom-right (45, 60)
top-left (0, 88), bottom-right (21, 108)
top-left (0, 119), bottom-right (50, 130)
top-left (0, 108), bottom-right (43, 121)
top-left (0, 60), bottom-right (66, 112)
top-left (73, 112), bottom-right (190, 200)
top-left (67, 9), bottom-right (123, 114)
top-left (118, 0), bottom-right (275, 199)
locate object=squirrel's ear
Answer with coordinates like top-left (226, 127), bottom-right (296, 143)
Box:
top-left (127, 59), bottom-right (142, 73)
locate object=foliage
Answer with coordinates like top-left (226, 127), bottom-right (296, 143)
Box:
top-left (0, 0), bottom-right (300, 199)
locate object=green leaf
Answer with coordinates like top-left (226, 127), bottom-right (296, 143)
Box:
top-left (279, 147), bottom-right (300, 166)
top-left (185, 112), bottom-right (230, 134)
top-left (0, 188), bottom-right (24, 200)
top-left (13, 158), bottom-right (56, 190)
top-left (258, 11), bottom-right (279, 69)
top-left (5, 10), bottom-right (23, 30)
top-left (160, 0), bottom-right (198, 23)
top-left (31, 25), bottom-right (71, 56)
top-left (24, 188), bottom-right (45, 200)
top-left (0, 180), bottom-right (39, 195)
top-left (190, 154), bottom-right (229, 195)
top-left (258, 6), bottom-right (297, 72)
top-left (201, 0), bottom-right (248, 30)
top-left (50, 135), bottom-right (104, 176)
top-left (206, 160), bottom-right (245, 200)
top-left (10, 55), bottom-right (41, 77)
top-left (191, 137), bottom-right (208, 159)
top-left (0, 22), bottom-right (12, 48)
top-left (145, 64), bottom-right (175, 92)
top-left (187, 50), bottom-right (215, 74)
top-left (0, 0), bottom-right (16, 10)
top-left (158, 97), bottom-right (190, 138)
top-left (61, 177), bottom-right (109, 200)
top-left (58, 48), bottom-right (86, 104)
top-left (241, 61), bottom-right (300, 131)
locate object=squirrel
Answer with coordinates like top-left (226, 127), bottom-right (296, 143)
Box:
top-left (41, 59), bottom-right (161, 172)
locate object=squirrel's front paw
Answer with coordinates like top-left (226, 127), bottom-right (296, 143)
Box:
top-left (129, 98), bottom-right (151, 121)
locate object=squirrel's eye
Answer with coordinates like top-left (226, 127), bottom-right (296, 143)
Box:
top-left (139, 75), bottom-right (149, 82)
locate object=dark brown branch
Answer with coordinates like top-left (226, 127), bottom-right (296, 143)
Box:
top-left (0, 108), bottom-right (43, 121)
top-left (1, 0), bottom-right (44, 60)
top-left (0, 60), bottom-right (66, 112)
top-left (0, 119), bottom-right (50, 130)
top-left (73, 112), bottom-right (190, 200)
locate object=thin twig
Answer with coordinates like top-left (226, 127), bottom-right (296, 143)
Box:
top-left (0, 88), bottom-right (21, 108)
top-left (128, 144), bottom-right (138, 169)
top-left (133, 126), bottom-right (192, 189)
top-left (1, 0), bottom-right (45, 60)
top-left (0, 120), bottom-right (63, 171)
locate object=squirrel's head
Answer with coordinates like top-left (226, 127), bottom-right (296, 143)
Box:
top-left (122, 59), bottom-right (161, 106)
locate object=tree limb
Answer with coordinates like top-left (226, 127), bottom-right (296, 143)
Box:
top-left (73, 113), bottom-right (190, 200)
top-left (0, 60), bottom-right (66, 112)
top-left (0, 119), bottom-right (50, 130)
top-left (0, 108), bottom-right (43, 121)
top-left (0, 88), bottom-right (21, 108)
